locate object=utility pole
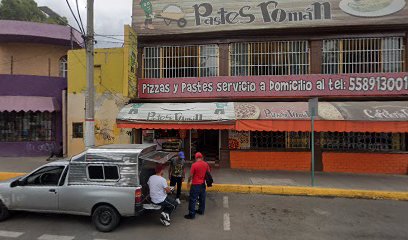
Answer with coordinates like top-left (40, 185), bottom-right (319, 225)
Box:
top-left (85, 0), bottom-right (95, 148)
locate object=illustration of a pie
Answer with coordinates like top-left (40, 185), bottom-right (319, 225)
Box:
top-left (339, 0), bottom-right (406, 17)
top-left (228, 139), bottom-right (240, 149)
top-left (318, 102), bottom-right (345, 120)
top-left (234, 103), bottom-right (261, 119)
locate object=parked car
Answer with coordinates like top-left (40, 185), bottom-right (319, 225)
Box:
top-left (0, 144), bottom-right (176, 232)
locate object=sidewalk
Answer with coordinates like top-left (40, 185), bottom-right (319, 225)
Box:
top-left (1, 157), bottom-right (407, 200)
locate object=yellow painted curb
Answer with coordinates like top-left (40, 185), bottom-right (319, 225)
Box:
top-left (0, 172), bottom-right (26, 181)
top-left (3, 173), bottom-right (407, 201)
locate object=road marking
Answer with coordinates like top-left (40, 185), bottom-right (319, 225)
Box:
top-left (223, 213), bottom-right (231, 231)
top-left (0, 230), bottom-right (24, 238)
top-left (223, 196), bottom-right (229, 209)
top-left (38, 234), bottom-right (75, 240)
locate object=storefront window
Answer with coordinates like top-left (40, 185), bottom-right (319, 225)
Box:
top-left (228, 131), bottom-right (310, 150)
top-left (143, 44), bottom-right (219, 78)
top-left (0, 111), bottom-right (55, 142)
top-left (321, 132), bottom-right (406, 152)
top-left (230, 41), bottom-right (310, 76)
top-left (322, 37), bottom-right (404, 74)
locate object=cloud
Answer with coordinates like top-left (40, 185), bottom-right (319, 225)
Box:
top-left (34, 0), bottom-right (132, 48)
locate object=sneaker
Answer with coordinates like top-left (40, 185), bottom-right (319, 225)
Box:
top-left (160, 217), bottom-right (170, 226)
top-left (176, 198), bottom-right (181, 204)
top-left (161, 212), bottom-right (170, 221)
top-left (184, 214), bottom-right (195, 220)
top-left (196, 210), bottom-right (204, 215)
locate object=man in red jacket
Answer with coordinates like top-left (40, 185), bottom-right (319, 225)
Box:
top-left (185, 152), bottom-right (210, 220)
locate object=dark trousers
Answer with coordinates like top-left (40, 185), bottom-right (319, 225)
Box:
top-left (157, 196), bottom-right (178, 216)
top-left (188, 184), bottom-right (206, 217)
top-left (170, 176), bottom-right (183, 198)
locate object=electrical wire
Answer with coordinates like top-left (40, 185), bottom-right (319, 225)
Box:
top-left (65, 0), bottom-right (85, 35)
top-left (75, 0), bottom-right (86, 35)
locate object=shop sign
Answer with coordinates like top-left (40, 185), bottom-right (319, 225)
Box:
top-left (117, 102), bottom-right (235, 122)
top-left (133, 0), bottom-right (407, 36)
top-left (228, 130), bottom-right (250, 149)
top-left (330, 102), bottom-right (408, 121)
top-left (139, 72), bottom-right (408, 99)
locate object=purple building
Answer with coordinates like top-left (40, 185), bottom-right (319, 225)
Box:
top-left (0, 20), bottom-right (83, 157)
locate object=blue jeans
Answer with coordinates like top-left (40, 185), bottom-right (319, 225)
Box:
top-left (189, 184), bottom-right (206, 217)
top-left (157, 196), bottom-right (178, 216)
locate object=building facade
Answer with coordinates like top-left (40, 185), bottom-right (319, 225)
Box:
top-left (0, 20), bottom-right (82, 157)
top-left (122, 0), bottom-right (408, 174)
top-left (67, 25), bottom-right (137, 156)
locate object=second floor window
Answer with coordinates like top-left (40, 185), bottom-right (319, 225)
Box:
top-left (230, 41), bottom-right (310, 76)
top-left (59, 56), bottom-right (68, 78)
top-left (322, 37), bottom-right (405, 74)
top-left (143, 45), bottom-right (219, 78)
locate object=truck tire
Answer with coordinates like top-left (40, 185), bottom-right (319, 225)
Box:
top-left (0, 201), bottom-right (10, 222)
top-left (92, 205), bottom-right (120, 232)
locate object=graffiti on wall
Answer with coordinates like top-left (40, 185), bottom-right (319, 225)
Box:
top-left (26, 142), bottom-right (56, 153)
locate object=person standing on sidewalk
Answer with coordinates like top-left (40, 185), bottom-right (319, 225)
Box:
top-left (184, 152), bottom-right (210, 220)
top-left (148, 164), bottom-right (178, 226)
top-left (169, 151), bottom-right (186, 204)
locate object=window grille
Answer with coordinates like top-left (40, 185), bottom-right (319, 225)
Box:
top-left (322, 37), bottom-right (405, 74)
top-left (0, 111), bottom-right (55, 142)
top-left (230, 41), bottom-right (310, 76)
top-left (286, 132), bottom-right (310, 149)
top-left (320, 132), bottom-right (406, 152)
top-left (143, 45), bottom-right (219, 78)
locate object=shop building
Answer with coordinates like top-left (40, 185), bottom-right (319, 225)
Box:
top-left (67, 25), bottom-right (137, 156)
top-left (123, 0), bottom-right (408, 174)
top-left (0, 20), bottom-right (82, 157)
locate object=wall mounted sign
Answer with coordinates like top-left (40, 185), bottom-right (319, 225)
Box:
top-left (138, 72), bottom-right (408, 99)
top-left (132, 0), bottom-right (408, 35)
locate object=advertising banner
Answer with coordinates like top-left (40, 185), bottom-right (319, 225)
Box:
top-left (132, 0), bottom-right (408, 36)
top-left (139, 72), bottom-right (408, 99)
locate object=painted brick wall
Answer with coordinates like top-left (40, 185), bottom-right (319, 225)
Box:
top-left (230, 151), bottom-right (311, 171)
top-left (323, 153), bottom-right (408, 175)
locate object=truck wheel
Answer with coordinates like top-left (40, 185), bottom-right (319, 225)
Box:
top-left (0, 201), bottom-right (10, 222)
top-left (92, 205), bottom-right (120, 232)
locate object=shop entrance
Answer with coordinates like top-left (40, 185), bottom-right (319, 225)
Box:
top-left (191, 130), bottom-right (219, 162)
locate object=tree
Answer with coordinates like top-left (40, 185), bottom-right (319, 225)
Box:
top-left (0, 0), bottom-right (68, 26)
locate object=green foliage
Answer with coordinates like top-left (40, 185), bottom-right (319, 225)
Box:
top-left (0, 0), bottom-right (68, 26)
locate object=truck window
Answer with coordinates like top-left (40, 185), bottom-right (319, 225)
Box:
top-left (104, 166), bottom-right (119, 180)
top-left (87, 165), bottom-right (119, 181)
top-left (88, 165), bottom-right (104, 180)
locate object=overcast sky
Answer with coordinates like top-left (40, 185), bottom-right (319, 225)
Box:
top-left (34, 0), bottom-right (132, 48)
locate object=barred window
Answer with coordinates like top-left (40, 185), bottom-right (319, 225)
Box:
top-left (230, 41), bottom-right (310, 76)
top-left (321, 132), bottom-right (406, 152)
top-left (0, 111), bottom-right (55, 142)
top-left (249, 131), bottom-right (310, 149)
top-left (143, 45), bottom-right (219, 78)
top-left (322, 37), bottom-right (405, 74)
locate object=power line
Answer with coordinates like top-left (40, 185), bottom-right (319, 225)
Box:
top-left (75, 0), bottom-right (85, 35)
top-left (65, 0), bottom-right (85, 35)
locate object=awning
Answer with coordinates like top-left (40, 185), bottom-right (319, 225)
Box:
top-left (117, 101), bottom-right (408, 132)
top-left (234, 101), bottom-right (408, 132)
top-left (117, 102), bottom-right (235, 130)
top-left (236, 120), bottom-right (408, 133)
top-left (0, 96), bottom-right (60, 112)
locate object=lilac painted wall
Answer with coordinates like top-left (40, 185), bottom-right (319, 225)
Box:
top-left (0, 74), bottom-right (67, 157)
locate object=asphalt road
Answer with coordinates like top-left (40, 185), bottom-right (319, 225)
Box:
top-left (0, 193), bottom-right (407, 240)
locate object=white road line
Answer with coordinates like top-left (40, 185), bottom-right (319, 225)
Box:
top-left (38, 234), bottom-right (75, 240)
top-left (223, 213), bottom-right (231, 231)
top-left (0, 230), bottom-right (24, 238)
top-left (223, 196), bottom-right (229, 209)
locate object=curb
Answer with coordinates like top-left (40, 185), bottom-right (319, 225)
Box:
top-left (2, 172), bottom-right (407, 201)
top-left (206, 184), bottom-right (408, 201)
top-left (0, 172), bottom-right (25, 181)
